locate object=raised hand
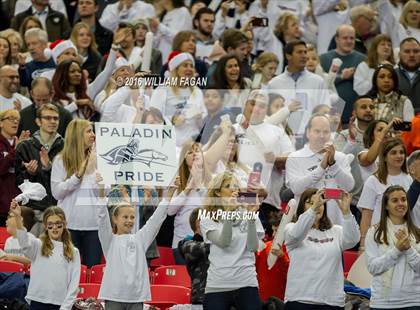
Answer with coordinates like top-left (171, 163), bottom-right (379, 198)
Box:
top-left (311, 189), bottom-right (326, 213)
top-left (336, 191), bottom-right (351, 215)
top-left (77, 150), bottom-right (91, 179)
top-left (13, 99), bottom-right (22, 111)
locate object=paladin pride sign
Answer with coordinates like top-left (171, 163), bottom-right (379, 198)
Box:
top-left (95, 123), bottom-right (177, 186)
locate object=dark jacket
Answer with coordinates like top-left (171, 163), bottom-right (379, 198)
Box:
top-left (396, 65), bottom-right (420, 114)
top-left (15, 131), bottom-right (64, 211)
top-left (94, 20), bottom-right (113, 55)
top-left (0, 134), bottom-right (20, 216)
top-left (18, 58), bottom-right (56, 89)
top-left (82, 51), bottom-right (102, 82)
top-left (178, 234), bottom-right (210, 305)
top-left (11, 6), bottom-right (71, 41)
top-left (18, 103), bottom-right (73, 138)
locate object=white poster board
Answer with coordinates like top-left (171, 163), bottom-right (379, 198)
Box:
top-left (95, 122), bottom-right (177, 186)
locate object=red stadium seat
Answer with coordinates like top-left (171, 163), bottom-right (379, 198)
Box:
top-left (150, 247), bottom-right (175, 269)
top-left (343, 250), bottom-right (359, 273)
top-left (77, 283), bottom-right (101, 299)
top-left (80, 264), bottom-right (88, 283)
top-left (148, 284), bottom-right (191, 305)
top-left (0, 260), bottom-right (25, 273)
top-left (0, 227), bottom-right (10, 244)
top-left (89, 264), bottom-right (105, 284)
top-left (0, 243), bottom-right (4, 250)
top-left (153, 265), bottom-right (191, 288)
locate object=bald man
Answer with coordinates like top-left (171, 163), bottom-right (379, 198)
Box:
top-left (0, 65), bottom-right (32, 112)
top-left (320, 25), bottom-right (366, 125)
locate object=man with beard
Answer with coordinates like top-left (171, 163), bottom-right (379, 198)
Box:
top-left (285, 114), bottom-right (354, 225)
top-left (0, 66), bottom-right (32, 111)
top-left (396, 37), bottom-right (420, 113)
top-left (77, 0), bottom-right (113, 55)
top-left (193, 7), bottom-right (216, 65)
top-left (334, 95), bottom-right (375, 151)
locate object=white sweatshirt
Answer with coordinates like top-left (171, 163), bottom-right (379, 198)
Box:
top-left (51, 157), bottom-right (101, 230)
top-left (365, 226), bottom-right (420, 308)
top-left (97, 198), bottom-right (169, 302)
top-left (285, 145), bottom-right (355, 225)
top-left (17, 229), bottom-right (80, 310)
top-left (285, 208), bottom-right (360, 307)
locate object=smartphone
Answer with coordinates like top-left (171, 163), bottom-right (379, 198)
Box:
top-left (237, 192), bottom-right (257, 204)
top-left (324, 188), bottom-right (343, 200)
top-left (247, 162), bottom-right (263, 187)
top-left (251, 17), bottom-right (269, 27)
top-left (393, 121), bottom-right (412, 132)
top-left (227, 7), bottom-right (235, 17)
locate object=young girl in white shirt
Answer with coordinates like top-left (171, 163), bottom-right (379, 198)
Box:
top-left (359, 138), bottom-right (413, 252)
top-left (284, 188), bottom-right (360, 310)
top-left (10, 200), bottom-right (80, 310)
top-left (96, 175), bottom-right (173, 310)
top-left (365, 185), bottom-right (420, 310)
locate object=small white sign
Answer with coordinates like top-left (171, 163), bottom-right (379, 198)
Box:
top-left (95, 122), bottom-right (177, 186)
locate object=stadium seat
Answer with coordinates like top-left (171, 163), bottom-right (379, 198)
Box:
top-left (148, 284), bottom-right (191, 305)
top-left (0, 227), bottom-right (10, 244)
top-left (89, 264), bottom-right (105, 284)
top-left (343, 250), bottom-right (359, 273)
top-left (153, 265), bottom-right (191, 288)
top-left (80, 264), bottom-right (88, 283)
top-left (77, 283), bottom-right (101, 299)
top-left (150, 247), bottom-right (176, 268)
top-left (0, 243), bottom-right (4, 250)
top-left (0, 260), bottom-right (25, 273)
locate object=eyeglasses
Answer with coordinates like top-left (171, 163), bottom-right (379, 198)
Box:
top-left (1, 116), bottom-right (20, 122)
top-left (46, 221), bottom-right (64, 230)
top-left (40, 116), bottom-right (59, 121)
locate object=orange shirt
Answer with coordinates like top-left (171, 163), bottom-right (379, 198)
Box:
top-left (401, 114), bottom-right (420, 155)
top-left (255, 241), bottom-right (289, 301)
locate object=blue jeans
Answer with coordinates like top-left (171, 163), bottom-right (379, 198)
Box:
top-left (30, 301), bottom-right (60, 310)
top-left (203, 287), bottom-right (261, 310)
top-left (70, 230), bottom-right (102, 268)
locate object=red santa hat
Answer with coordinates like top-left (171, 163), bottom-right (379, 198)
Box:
top-left (44, 40), bottom-right (77, 64)
top-left (168, 51), bottom-right (195, 72)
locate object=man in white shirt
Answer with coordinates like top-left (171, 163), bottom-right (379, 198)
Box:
top-left (234, 90), bottom-right (294, 232)
top-left (193, 7), bottom-right (216, 65)
top-left (285, 113), bottom-right (355, 224)
top-left (0, 66), bottom-right (32, 112)
top-left (99, 0), bottom-right (156, 32)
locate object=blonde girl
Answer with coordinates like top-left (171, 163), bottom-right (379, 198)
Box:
top-left (251, 52), bottom-right (279, 89)
top-left (96, 175), bottom-right (173, 309)
top-left (10, 201), bottom-right (80, 310)
top-left (51, 119), bottom-right (101, 267)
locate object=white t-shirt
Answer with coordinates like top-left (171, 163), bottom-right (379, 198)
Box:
top-left (0, 93), bottom-right (32, 111)
top-left (357, 150), bottom-right (378, 182)
top-left (358, 173), bottom-right (413, 225)
top-left (200, 216), bottom-right (264, 291)
top-left (150, 86), bottom-right (206, 147)
top-left (4, 236), bottom-right (25, 256)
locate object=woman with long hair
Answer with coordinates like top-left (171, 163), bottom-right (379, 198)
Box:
top-left (367, 64), bottom-right (414, 122)
top-left (0, 29), bottom-right (24, 68)
top-left (70, 22), bottom-right (102, 82)
top-left (210, 54), bottom-right (251, 117)
top-left (168, 140), bottom-right (211, 264)
top-left (358, 138), bottom-right (413, 253)
top-left (354, 34), bottom-right (395, 96)
top-left (284, 188), bottom-right (360, 309)
top-left (251, 52), bottom-right (279, 89)
top-left (201, 171), bottom-right (264, 310)
top-left (51, 119), bottom-right (102, 267)
top-left (150, 52), bottom-right (205, 147)
top-left (52, 60), bottom-right (98, 121)
top-left (0, 36), bottom-right (12, 67)
top-left (160, 30), bottom-right (208, 79)
top-left (365, 185), bottom-right (420, 309)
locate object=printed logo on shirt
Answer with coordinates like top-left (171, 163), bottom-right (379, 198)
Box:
top-left (307, 236), bottom-right (334, 244)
